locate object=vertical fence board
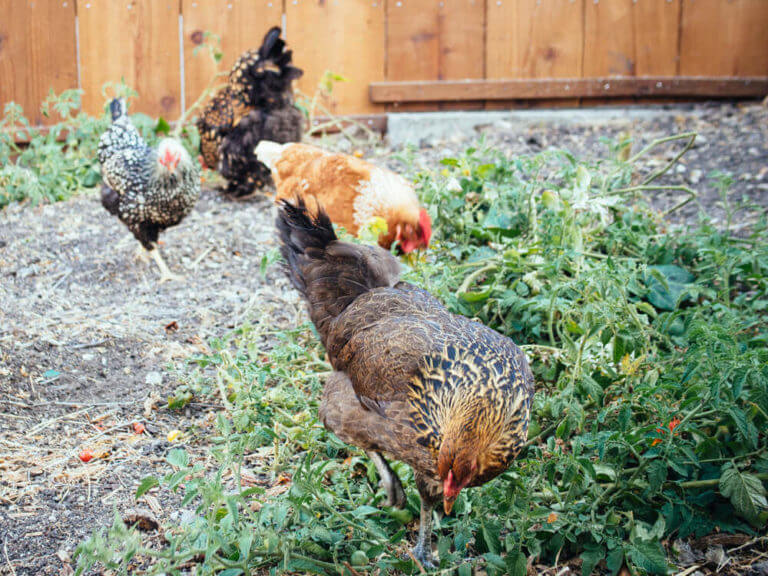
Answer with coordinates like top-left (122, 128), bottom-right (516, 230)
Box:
top-left (286, 0), bottom-right (385, 115)
top-left (583, 0), bottom-right (681, 105)
top-left (438, 0), bottom-right (485, 80)
top-left (633, 0), bottom-right (681, 76)
top-left (0, 0), bottom-right (78, 125)
top-left (486, 0), bottom-right (584, 79)
top-left (386, 0), bottom-right (440, 110)
top-left (438, 0), bottom-right (485, 110)
top-left (583, 0), bottom-right (635, 77)
top-left (486, 0), bottom-right (584, 108)
top-left (583, 0), bottom-right (635, 105)
top-left (680, 0), bottom-right (768, 75)
top-left (79, 0), bottom-right (181, 117)
top-left (183, 0), bottom-right (282, 112)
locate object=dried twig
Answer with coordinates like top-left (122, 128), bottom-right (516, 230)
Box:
top-left (728, 535), bottom-right (768, 555)
top-left (67, 339), bottom-right (110, 350)
top-left (673, 566), bottom-right (701, 576)
top-left (405, 548), bottom-right (427, 575)
top-left (2, 538), bottom-right (17, 576)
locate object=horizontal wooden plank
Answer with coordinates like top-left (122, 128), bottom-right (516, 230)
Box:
top-left (370, 77), bottom-right (768, 102)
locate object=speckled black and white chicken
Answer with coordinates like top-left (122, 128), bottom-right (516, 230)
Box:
top-left (197, 26), bottom-right (304, 197)
top-left (98, 99), bottom-right (200, 282)
top-left (277, 198), bottom-right (535, 568)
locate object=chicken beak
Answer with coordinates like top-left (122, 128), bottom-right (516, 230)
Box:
top-left (443, 496), bottom-right (455, 515)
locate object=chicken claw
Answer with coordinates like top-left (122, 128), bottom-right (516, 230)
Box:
top-left (150, 247), bottom-right (184, 283)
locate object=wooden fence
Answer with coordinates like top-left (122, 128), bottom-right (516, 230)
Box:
top-left (1, 0), bottom-right (767, 126)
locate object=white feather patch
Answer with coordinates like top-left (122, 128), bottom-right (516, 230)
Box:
top-left (353, 166), bottom-right (419, 229)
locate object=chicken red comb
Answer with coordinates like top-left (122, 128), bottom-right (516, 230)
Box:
top-left (159, 145), bottom-right (181, 170)
top-left (419, 209), bottom-right (432, 246)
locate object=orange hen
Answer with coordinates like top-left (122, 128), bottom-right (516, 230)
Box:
top-left (255, 141), bottom-right (431, 252)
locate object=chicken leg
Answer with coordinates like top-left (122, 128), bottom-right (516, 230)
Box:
top-left (411, 474), bottom-right (443, 569)
top-left (412, 499), bottom-right (436, 569)
top-left (367, 451), bottom-right (406, 508)
top-left (150, 246), bottom-right (184, 283)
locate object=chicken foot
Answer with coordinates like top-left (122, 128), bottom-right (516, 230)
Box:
top-left (150, 246), bottom-right (184, 283)
top-left (412, 499), bottom-right (436, 569)
top-left (367, 451), bottom-right (406, 508)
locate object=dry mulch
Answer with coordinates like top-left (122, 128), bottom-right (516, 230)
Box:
top-left (1, 102), bottom-right (766, 576)
top-left (0, 189), bottom-right (302, 574)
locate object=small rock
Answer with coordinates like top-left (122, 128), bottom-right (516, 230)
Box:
top-left (704, 545), bottom-right (728, 571)
top-left (690, 169), bottom-right (703, 185)
top-left (673, 540), bottom-right (701, 567)
top-left (56, 548), bottom-right (71, 563)
top-left (748, 147), bottom-right (759, 156)
top-left (334, 138), bottom-right (352, 153)
top-left (145, 371), bottom-right (163, 386)
top-left (676, 164), bottom-right (687, 173)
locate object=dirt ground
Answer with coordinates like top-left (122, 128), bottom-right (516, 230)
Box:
top-left (1, 102), bottom-right (766, 576)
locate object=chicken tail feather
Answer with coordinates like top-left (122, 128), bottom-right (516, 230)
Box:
top-left (276, 197), bottom-right (400, 342)
top-left (259, 26), bottom-right (284, 61)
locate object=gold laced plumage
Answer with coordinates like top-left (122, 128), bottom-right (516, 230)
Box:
top-left (276, 198), bottom-right (534, 568)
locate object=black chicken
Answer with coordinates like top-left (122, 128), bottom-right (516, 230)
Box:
top-left (98, 99), bottom-right (200, 282)
top-left (197, 26), bottom-right (304, 197)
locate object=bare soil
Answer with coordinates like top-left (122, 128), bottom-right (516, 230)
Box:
top-left (1, 102), bottom-right (766, 575)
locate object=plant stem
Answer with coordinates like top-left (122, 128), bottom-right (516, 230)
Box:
top-left (625, 132), bottom-right (696, 170)
top-left (172, 74), bottom-right (228, 138)
top-left (612, 185), bottom-right (698, 216)
top-left (680, 473), bottom-right (768, 489)
top-left (455, 262), bottom-right (497, 296)
top-left (519, 344), bottom-right (563, 354)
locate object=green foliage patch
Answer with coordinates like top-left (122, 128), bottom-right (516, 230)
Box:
top-left (71, 138), bottom-right (768, 575)
top-left (0, 87), bottom-right (199, 209)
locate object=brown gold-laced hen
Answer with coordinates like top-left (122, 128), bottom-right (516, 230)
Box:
top-left (276, 198), bottom-right (534, 568)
